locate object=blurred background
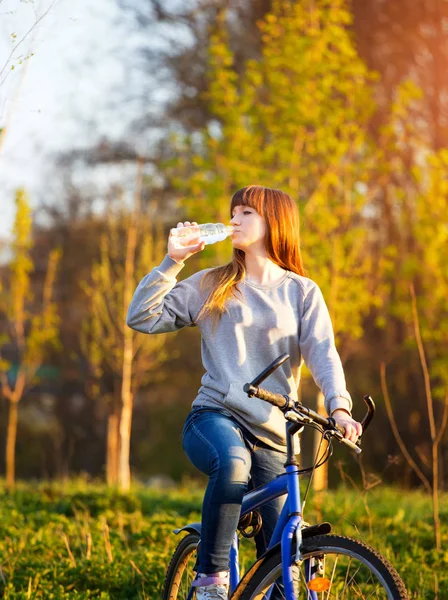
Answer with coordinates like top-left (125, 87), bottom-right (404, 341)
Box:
top-left (0, 0), bottom-right (447, 497)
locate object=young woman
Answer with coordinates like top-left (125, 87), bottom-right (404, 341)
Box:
top-left (127, 185), bottom-right (362, 600)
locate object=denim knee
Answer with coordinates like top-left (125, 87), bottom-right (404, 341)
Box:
top-left (210, 444), bottom-right (251, 484)
top-left (207, 444), bottom-right (251, 505)
top-left (183, 410), bottom-right (251, 477)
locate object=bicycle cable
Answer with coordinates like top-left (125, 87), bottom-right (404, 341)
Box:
top-left (302, 428), bottom-right (334, 510)
top-left (294, 423), bottom-right (333, 475)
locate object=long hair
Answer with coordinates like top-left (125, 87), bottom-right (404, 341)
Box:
top-left (198, 185), bottom-right (306, 322)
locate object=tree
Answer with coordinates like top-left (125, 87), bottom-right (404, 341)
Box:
top-left (112, 0), bottom-right (448, 489)
top-left (178, 0), bottom-right (380, 488)
top-left (0, 189), bottom-right (60, 488)
top-left (377, 89), bottom-right (448, 548)
top-left (81, 161), bottom-right (167, 489)
top-left (119, 0), bottom-right (273, 134)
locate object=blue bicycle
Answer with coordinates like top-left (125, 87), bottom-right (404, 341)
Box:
top-left (163, 354), bottom-right (408, 599)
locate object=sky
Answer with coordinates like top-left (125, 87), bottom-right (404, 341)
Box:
top-left (0, 0), bottom-right (147, 242)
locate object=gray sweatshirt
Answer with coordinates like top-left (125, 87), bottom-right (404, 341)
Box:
top-left (126, 255), bottom-right (352, 452)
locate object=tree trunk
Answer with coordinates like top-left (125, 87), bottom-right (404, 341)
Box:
top-left (106, 396), bottom-right (120, 486)
top-left (118, 159), bottom-right (142, 491)
top-left (119, 333), bottom-right (134, 491)
top-left (432, 443), bottom-right (441, 550)
top-left (6, 399), bottom-right (19, 489)
top-left (312, 390), bottom-right (328, 492)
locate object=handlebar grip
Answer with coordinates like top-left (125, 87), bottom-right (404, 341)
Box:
top-left (341, 437), bottom-right (362, 454)
top-left (328, 417), bottom-right (362, 454)
top-left (243, 384), bottom-right (289, 410)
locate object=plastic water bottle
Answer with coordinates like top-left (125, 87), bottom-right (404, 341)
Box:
top-left (170, 223), bottom-right (234, 248)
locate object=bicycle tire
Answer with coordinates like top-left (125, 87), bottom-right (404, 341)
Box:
top-left (236, 534), bottom-right (408, 599)
top-left (162, 532), bottom-right (200, 600)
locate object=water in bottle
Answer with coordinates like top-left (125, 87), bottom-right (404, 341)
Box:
top-left (170, 223), bottom-right (234, 248)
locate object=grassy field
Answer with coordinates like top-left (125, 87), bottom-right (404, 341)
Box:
top-left (0, 480), bottom-right (447, 598)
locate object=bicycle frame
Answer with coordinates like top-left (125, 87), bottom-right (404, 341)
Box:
top-left (178, 420), bottom-right (319, 600)
top-left (172, 355), bottom-right (375, 599)
top-left (235, 463), bottom-right (309, 599)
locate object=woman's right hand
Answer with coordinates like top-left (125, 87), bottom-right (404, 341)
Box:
top-left (168, 221), bottom-right (205, 263)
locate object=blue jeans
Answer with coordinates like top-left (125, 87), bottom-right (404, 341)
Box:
top-left (182, 408), bottom-right (287, 575)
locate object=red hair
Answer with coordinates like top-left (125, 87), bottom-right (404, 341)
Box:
top-left (199, 185), bottom-right (306, 321)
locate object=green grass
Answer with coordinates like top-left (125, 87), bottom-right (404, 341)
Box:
top-left (0, 480), bottom-right (446, 598)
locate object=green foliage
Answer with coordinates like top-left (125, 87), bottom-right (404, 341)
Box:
top-left (174, 0), bottom-right (448, 414)
top-left (0, 190), bottom-right (61, 393)
top-left (0, 481), bottom-right (446, 598)
top-left (25, 248), bottom-right (62, 371)
top-left (9, 190), bottom-right (33, 327)
top-left (180, 0), bottom-right (380, 347)
top-left (412, 151), bottom-right (448, 393)
top-left (80, 211), bottom-right (167, 394)
top-left (375, 81), bottom-right (448, 395)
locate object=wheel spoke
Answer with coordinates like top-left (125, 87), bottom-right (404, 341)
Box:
top-left (242, 535), bottom-right (407, 600)
top-left (296, 560), bottom-right (315, 600)
top-left (326, 554), bottom-right (337, 600)
top-left (165, 534), bottom-right (407, 600)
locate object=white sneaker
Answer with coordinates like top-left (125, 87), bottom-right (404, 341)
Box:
top-left (193, 572), bottom-right (229, 600)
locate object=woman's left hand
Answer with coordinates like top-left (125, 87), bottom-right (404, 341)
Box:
top-left (331, 409), bottom-right (363, 443)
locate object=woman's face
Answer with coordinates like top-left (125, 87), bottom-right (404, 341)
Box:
top-left (230, 205), bottom-right (266, 252)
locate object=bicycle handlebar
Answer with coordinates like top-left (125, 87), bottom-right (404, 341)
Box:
top-left (248, 353), bottom-right (290, 388)
top-left (243, 354), bottom-right (376, 455)
top-left (243, 383), bottom-right (291, 410)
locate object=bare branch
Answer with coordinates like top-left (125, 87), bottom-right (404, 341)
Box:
top-left (434, 391), bottom-right (448, 447)
top-left (380, 362), bottom-right (432, 494)
top-left (0, 371), bottom-right (12, 400)
top-left (0, 0), bottom-right (57, 80)
top-left (410, 283), bottom-right (437, 442)
top-left (415, 445), bottom-right (431, 470)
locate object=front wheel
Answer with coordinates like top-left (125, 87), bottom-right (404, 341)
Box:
top-left (162, 532), bottom-right (200, 600)
top-left (238, 534), bottom-right (408, 599)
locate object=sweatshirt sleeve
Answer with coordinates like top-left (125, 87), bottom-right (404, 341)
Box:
top-left (299, 282), bottom-right (353, 416)
top-left (126, 255), bottom-right (207, 334)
